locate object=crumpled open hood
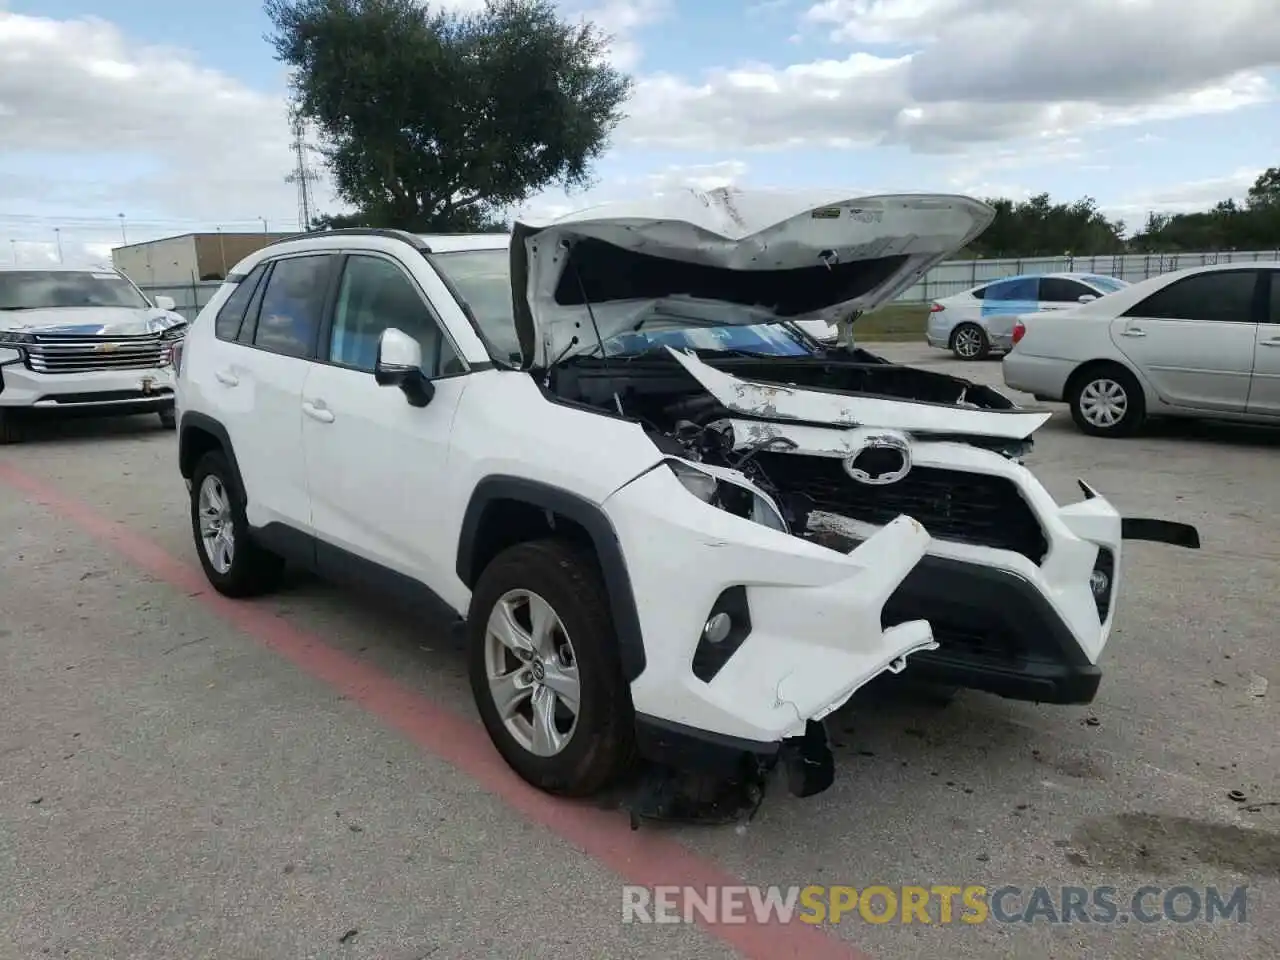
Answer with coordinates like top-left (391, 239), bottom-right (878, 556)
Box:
top-left (0, 306), bottom-right (185, 337)
top-left (510, 187), bottom-right (995, 368)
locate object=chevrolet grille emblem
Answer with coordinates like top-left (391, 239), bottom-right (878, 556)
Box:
top-left (93, 342), bottom-right (120, 353)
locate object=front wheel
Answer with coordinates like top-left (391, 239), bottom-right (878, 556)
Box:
top-left (1068, 364), bottom-right (1146, 437)
top-left (189, 450), bottom-right (284, 596)
top-left (467, 539), bottom-right (634, 797)
top-left (950, 323), bottom-right (990, 360)
top-left (158, 408), bottom-right (177, 430)
top-left (0, 410), bottom-right (21, 445)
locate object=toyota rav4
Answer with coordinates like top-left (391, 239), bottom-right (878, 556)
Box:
top-left (173, 188), bottom-right (1198, 807)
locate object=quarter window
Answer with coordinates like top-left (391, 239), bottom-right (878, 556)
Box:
top-left (251, 254), bottom-right (337, 358)
top-left (1126, 270), bottom-right (1259, 323)
top-left (328, 255), bottom-right (460, 376)
top-left (214, 263), bottom-right (268, 340)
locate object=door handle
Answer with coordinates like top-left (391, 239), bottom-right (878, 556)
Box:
top-left (214, 369), bottom-right (239, 386)
top-left (302, 400), bottom-right (335, 423)
top-left (1261, 339), bottom-right (1280, 348)
top-left (1121, 328), bottom-right (1146, 338)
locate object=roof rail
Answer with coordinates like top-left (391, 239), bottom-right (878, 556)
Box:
top-left (263, 227), bottom-right (432, 253)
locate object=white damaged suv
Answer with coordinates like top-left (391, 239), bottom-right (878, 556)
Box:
top-left (173, 189), bottom-right (1198, 806)
top-left (0, 263), bottom-right (186, 443)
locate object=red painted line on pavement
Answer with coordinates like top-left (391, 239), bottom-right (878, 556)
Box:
top-left (0, 461), bottom-right (872, 960)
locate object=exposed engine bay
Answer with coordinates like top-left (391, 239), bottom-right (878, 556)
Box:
top-left (545, 346), bottom-right (1041, 558)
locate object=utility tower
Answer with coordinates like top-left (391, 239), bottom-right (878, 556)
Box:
top-left (284, 109), bottom-right (321, 232)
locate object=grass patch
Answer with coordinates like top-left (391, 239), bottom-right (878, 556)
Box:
top-left (854, 302), bottom-right (930, 341)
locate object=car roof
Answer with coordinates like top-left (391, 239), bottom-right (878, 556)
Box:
top-left (415, 233), bottom-right (510, 252)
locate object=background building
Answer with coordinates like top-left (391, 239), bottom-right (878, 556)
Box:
top-left (112, 231), bottom-right (297, 285)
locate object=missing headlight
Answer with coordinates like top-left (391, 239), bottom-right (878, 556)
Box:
top-left (666, 459), bottom-right (789, 533)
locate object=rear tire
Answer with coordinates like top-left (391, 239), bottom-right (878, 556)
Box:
top-left (189, 450), bottom-right (284, 596)
top-left (468, 539), bottom-right (635, 797)
top-left (950, 323), bottom-right (990, 360)
top-left (1068, 363), bottom-right (1146, 437)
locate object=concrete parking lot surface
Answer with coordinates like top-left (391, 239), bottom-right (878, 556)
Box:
top-left (1, 343), bottom-right (1277, 959)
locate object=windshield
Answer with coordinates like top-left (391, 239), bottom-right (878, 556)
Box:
top-left (427, 247), bottom-right (821, 363)
top-left (0, 270), bottom-right (151, 311)
top-left (1084, 275), bottom-right (1129, 294)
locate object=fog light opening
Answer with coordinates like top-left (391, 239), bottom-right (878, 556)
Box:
top-left (1089, 568), bottom-right (1109, 597)
top-left (703, 612), bottom-right (732, 645)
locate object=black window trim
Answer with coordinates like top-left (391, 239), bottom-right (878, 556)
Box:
top-left (1263, 269), bottom-right (1279, 325)
top-left (213, 261), bottom-right (269, 342)
top-left (312, 249), bottom-right (473, 381)
top-left (1122, 268), bottom-right (1264, 324)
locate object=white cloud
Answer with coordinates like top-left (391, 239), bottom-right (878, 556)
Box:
top-left (517, 159), bottom-right (749, 219)
top-left (1108, 168), bottom-right (1265, 218)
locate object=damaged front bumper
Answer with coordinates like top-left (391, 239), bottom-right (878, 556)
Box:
top-left (602, 461), bottom-right (938, 796)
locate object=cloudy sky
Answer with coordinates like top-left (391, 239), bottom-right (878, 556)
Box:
top-left (1, 0), bottom-right (1278, 266)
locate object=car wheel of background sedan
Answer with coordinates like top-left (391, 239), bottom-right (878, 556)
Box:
top-left (189, 450), bottom-right (285, 596)
top-left (467, 538), bottom-right (635, 797)
top-left (1068, 363), bottom-right (1146, 438)
top-left (158, 408), bottom-right (177, 430)
top-left (950, 323), bottom-right (990, 361)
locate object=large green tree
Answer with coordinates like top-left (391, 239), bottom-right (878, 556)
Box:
top-left (265, 0), bottom-right (633, 231)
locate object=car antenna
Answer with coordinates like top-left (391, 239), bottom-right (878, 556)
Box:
top-left (568, 252), bottom-right (625, 417)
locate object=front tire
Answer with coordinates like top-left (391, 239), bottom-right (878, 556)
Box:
top-left (158, 408), bottom-right (177, 430)
top-left (1068, 364), bottom-right (1146, 437)
top-left (189, 450), bottom-right (284, 596)
top-left (950, 323), bottom-right (990, 360)
top-left (0, 410), bottom-right (20, 445)
top-left (468, 539), bottom-right (634, 797)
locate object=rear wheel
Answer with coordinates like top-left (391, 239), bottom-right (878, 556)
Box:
top-left (468, 539), bottom-right (634, 797)
top-left (950, 323), bottom-right (990, 360)
top-left (1068, 364), bottom-right (1146, 437)
top-left (189, 450), bottom-right (284, 596)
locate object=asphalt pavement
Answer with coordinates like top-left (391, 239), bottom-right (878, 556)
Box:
top-left (1, 343), bottom-right (1276, 960)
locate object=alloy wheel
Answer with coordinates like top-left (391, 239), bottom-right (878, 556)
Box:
top-left (197, 475), bottom-right (235, 574)
top-left (483, 588), bottom-right (581, 757)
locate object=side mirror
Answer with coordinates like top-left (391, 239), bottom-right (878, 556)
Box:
top-left (1077, 294), bottom-right (1097, 304)
top-left (374, 327), bottom-right (434, 407)
top-left (154, 295), bottom-right (177, 311)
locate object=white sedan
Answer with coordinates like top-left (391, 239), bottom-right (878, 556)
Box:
top-left (1002, 262), bottom-right (1280, 437)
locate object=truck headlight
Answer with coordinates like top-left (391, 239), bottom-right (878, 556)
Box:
top-left (665, 459), bottom-right (789, 533)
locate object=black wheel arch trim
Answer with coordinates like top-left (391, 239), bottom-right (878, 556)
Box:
top-left (178, 411), bottom-right (246, 503)
top-left (457, 475), bottom-right (647, 682)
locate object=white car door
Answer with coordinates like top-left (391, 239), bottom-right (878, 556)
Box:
top-left (1246, 269), bottom-right (1280, 417)
top-left (211, 252), bottom-right (340, 533)
top-left (299, 251), bottom-right (470, 594)
top-left (1109, 268), bottom-right (1260, 412)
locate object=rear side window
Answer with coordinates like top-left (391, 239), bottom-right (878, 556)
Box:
top-left (214, 263), bottom-right (267, 340)
top-left (251, 254), bottom-right (337, 359)
top-left (971, 285), bottom-right (987, 300)
top-left (985, 277), bottom-right (1039, 301)
top-left (1126, 270), bottom-right (1259, 323)
top-left (1039, 278), bottom-right (1095, 302)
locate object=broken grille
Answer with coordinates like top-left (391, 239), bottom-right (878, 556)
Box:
top-left (755, 452), bottom-right (1049, 563)
top-left (25, 333), bottom-right (167, 374)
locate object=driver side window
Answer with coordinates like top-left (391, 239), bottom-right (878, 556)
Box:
top-left (328, 254), bottom-right (461, 376)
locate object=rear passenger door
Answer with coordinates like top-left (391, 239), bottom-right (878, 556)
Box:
top-left (980, 276), bottom-right (1041, 342)
top-left (210, 252), bottom-right (340, 534)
